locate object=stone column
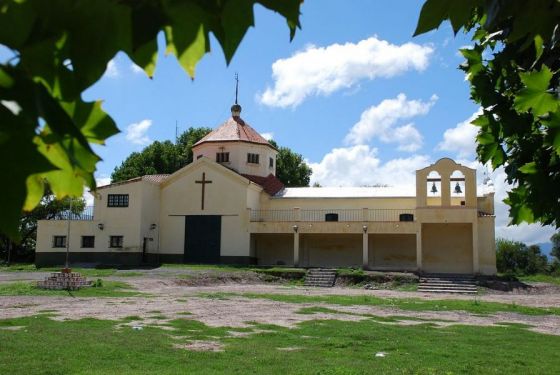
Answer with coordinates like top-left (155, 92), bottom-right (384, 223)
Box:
top-left (472, 220), bottom-right (479, 274)
top-left (362, 229), bottom-right (369, 270)
top-left (293, 227), bottom-right (300, 267)
top-left (416, 229), bottom-right (423, 271)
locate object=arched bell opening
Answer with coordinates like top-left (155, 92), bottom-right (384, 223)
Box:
top-left (450, 170), bottom-right (466, 206)
top-left (426, 170), bottom-right (442, 206)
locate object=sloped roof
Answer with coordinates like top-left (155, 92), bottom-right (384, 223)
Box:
top-left (242, 173), bottom-right (285, 196)
top-left (97, 174), bottom-right (170, 190)
top-left (193, 116), bottom-right (272, 147)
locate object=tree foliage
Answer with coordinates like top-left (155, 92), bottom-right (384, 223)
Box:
top-left (0, 0), bottom-right (302, 239)
top-left (1, 187), bottom-right (85, 263)
top-left (495, 238), bottom-right (548, 275)
top-left (269, 140), bottom-right (312, 187)
top-left (415, 0), bottom-right (560, 227)
top-left (111, 127), bottom-right (211, 182)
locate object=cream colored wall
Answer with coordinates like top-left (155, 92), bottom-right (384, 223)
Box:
top-left (478, 216), bottom-right (497, 275)
top-left (369, 234), bottom-right (416, 270)
top-left (477, 193), bottom-right (495, 214)
top-left (139, 181), bottom-right (161, 253)
top-left (265, 197), bottom-right (417, 210)
top-left (301, 234), bottom-right (362, 267)
top-left (192, 142), bottom-right (277, 177)
top-left (250, 221), bottom-right (417, 234)
top-left (159, 160), bottom-right (251, 256)
top-left (36, 220), bottom-right (139, 254)
top-left (422, 223), bottom-right (473, 274)
top-left (253, 234), bottom-right (293, 266)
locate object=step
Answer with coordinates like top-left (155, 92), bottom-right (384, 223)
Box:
top-left (418, 289), bottom-right (477, 294)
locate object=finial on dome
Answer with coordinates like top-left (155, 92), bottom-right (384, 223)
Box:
top-left (231, 73), bottom-right (242, 117)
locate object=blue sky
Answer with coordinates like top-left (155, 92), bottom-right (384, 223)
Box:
top-left (77, 1), bottom-right (553, 245)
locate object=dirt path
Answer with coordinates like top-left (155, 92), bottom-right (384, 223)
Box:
top-left (2, 276), bottom-right (560, 337)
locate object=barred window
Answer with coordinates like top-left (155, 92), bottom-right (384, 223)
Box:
top-left (247, 153), bottom-right (259, 164)
top-left (216, 152), bottom-right (230, 163)
top-left (107, 194), bottom-right (129, 207)
top-left (81, 236), bottom-right (95, 248)
top-left (109, 236), bottom-right (123, 248)
top-left (53, 236), bottom-right (66, 248)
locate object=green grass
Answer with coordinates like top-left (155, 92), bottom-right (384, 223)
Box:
top-left (199, 292), bottom-right (560, 316)
top-left (0, 281), bottom-right (143, 297)
top-left (519, 274), bottom-right (560, 285)
top-left (0, 314), bottom-right (558, 374)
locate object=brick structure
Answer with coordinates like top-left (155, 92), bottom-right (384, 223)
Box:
top-left (37, 272), bottom-right (91, 290)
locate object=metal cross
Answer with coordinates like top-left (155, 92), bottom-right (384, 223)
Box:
top-left (195, 172), bottom-right (212, 210)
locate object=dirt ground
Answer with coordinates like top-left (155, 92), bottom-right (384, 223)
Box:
top-left (2, 270), bottom-right (560, 337)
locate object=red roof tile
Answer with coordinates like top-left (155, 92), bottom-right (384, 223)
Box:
top-left (242, 173), bottom-right (285, 196)
top-left (194, 116), bottom-right (273, 147)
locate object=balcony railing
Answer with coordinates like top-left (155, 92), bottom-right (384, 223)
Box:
top-left (50, 206), bottom-right (94, 221)
top-left (250, 208), bottom-right (415, 222)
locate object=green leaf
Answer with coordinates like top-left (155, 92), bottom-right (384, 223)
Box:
top-left (514, 66), bottom-right (559, 116)
top-left (414, 0), bottom-right (449, 36)
top-left (518, 162), bottom-right (537, 174)
top-left (60, 100), bottom-right (119, 144)
top-left (164, 1), bottom-right (210, 78)
top-left (534, 35), bottom-right (544, 61)
top-left (24, 175), bottom-right (45, 212)
top-left (258, 0), bottom-right (301, 40)
top-left (220, 0), bottom-right (255, 63)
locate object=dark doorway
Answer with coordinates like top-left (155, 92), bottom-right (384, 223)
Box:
top-left (184, 215), bottom-right (221, 263)
top-left (142, 237), bottom-right (148, 263)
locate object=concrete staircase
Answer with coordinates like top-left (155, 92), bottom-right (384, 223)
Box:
top-left (304, 268), bottom-right (337, 287)
top-left (418, 273), bottom-right (478, 294)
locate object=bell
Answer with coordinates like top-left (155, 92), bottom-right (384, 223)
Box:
top-left (454, 182), bottom-right (462, 194)
top-left (430, 182), bottom-right (438, 194)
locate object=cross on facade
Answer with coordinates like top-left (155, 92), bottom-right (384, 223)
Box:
top-left (195, 172), bottom-right (212, 210)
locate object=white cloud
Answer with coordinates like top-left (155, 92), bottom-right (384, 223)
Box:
top-left (104, 59), bottom-right (119, 78)
top-left (261, 132), bottom-right (274, 141)
top-left (344, 93), bottom-right (437, 151)
top-left (309, 145), bottom-right (429, 187)
top-left (259, 36), bottom-right (434, 108)
top-left (437, 110), bottom-right (481, 158)
top-left (125, 119), bottom-right (152, 145)
top-left (130, 63), bottom-right (144, 74)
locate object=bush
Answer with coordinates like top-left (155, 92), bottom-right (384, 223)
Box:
top-left (496, 239), bottom-right (548, 275)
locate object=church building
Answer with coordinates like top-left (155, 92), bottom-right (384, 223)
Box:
top-left (36, 103), bottom-right (497, 275)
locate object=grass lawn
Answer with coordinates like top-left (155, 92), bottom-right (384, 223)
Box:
top-left (0, 314), bottom-right (558, 374)
top-left (199, 292), bottom-right (560, 316)
top-left (0, 281), bottom-right (143, 297)
top-left (519, 274), bottom-right (560, 285)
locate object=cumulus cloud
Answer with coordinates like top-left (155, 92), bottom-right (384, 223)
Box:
top-left (261, 132), bottom-right (274, 141)
top-left (125, 119), bottom-right (152, 145)
top-left (344, 93), bottom-right (437, 151)
top-left (309, 145), bottom-right (429, 187)
top-left (104, 59), bottom-right (119, 78)
top-left (437, 109), bottom-right (481, 158)
top-left (259, 36), bottom-right (434, 108)
top-left (130, 63), bottom-right (144, 74)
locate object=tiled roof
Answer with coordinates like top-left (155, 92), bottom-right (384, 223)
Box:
top-left (242, 173), bottom-right (285, 196)
top-left (97, 174), bottom-right (170, 190)
top-left (194, 116), bottom-right (272, 147)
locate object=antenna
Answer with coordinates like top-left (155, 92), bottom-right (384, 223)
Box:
top-left (175, 120), bottom-right (178, 144)
top-left (234, 73), bottom-right (239, 105)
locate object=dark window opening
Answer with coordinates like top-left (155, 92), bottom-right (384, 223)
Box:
top-left (81, 236), bottom-right (95, 248)
top-left (53, 236), bottom-right (66, 248)
top-left (216, 152), bottom-right (230, 163)
top-left (269, 157), bottom-right (274, 168)
top-left (107, 194), bottom-right (129, 207)
top-left (109, 236), bottom-right (124, 248)
top-left (247, 153), bottom-right (259, 164)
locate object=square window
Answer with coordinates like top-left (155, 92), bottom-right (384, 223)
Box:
top-left (109, 236), bottom-right (123, 248)
top-left (81, 236), bottom-right (95, 248)
top-left (216, 152), bottom-right (229, 163)
top-left (107, 194), bottom-right (129, 207)
top-left (247, 153), bottom-right (259, 164)
top-left (53, 236), bottom-right (66, 248)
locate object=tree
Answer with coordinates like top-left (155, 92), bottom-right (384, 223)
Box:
top-left (111, 127), bottom-right (211, 182)
top-left (495, 238), bottom-right (548, 275)
top-left (269, 140), bottom-right (312, 187)
top-left (1, 187), bottom-right (85, 263)
top-left (415, 1), bottom-right (560, 227)
top-left (0, 0), bottom-right (302, 239)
